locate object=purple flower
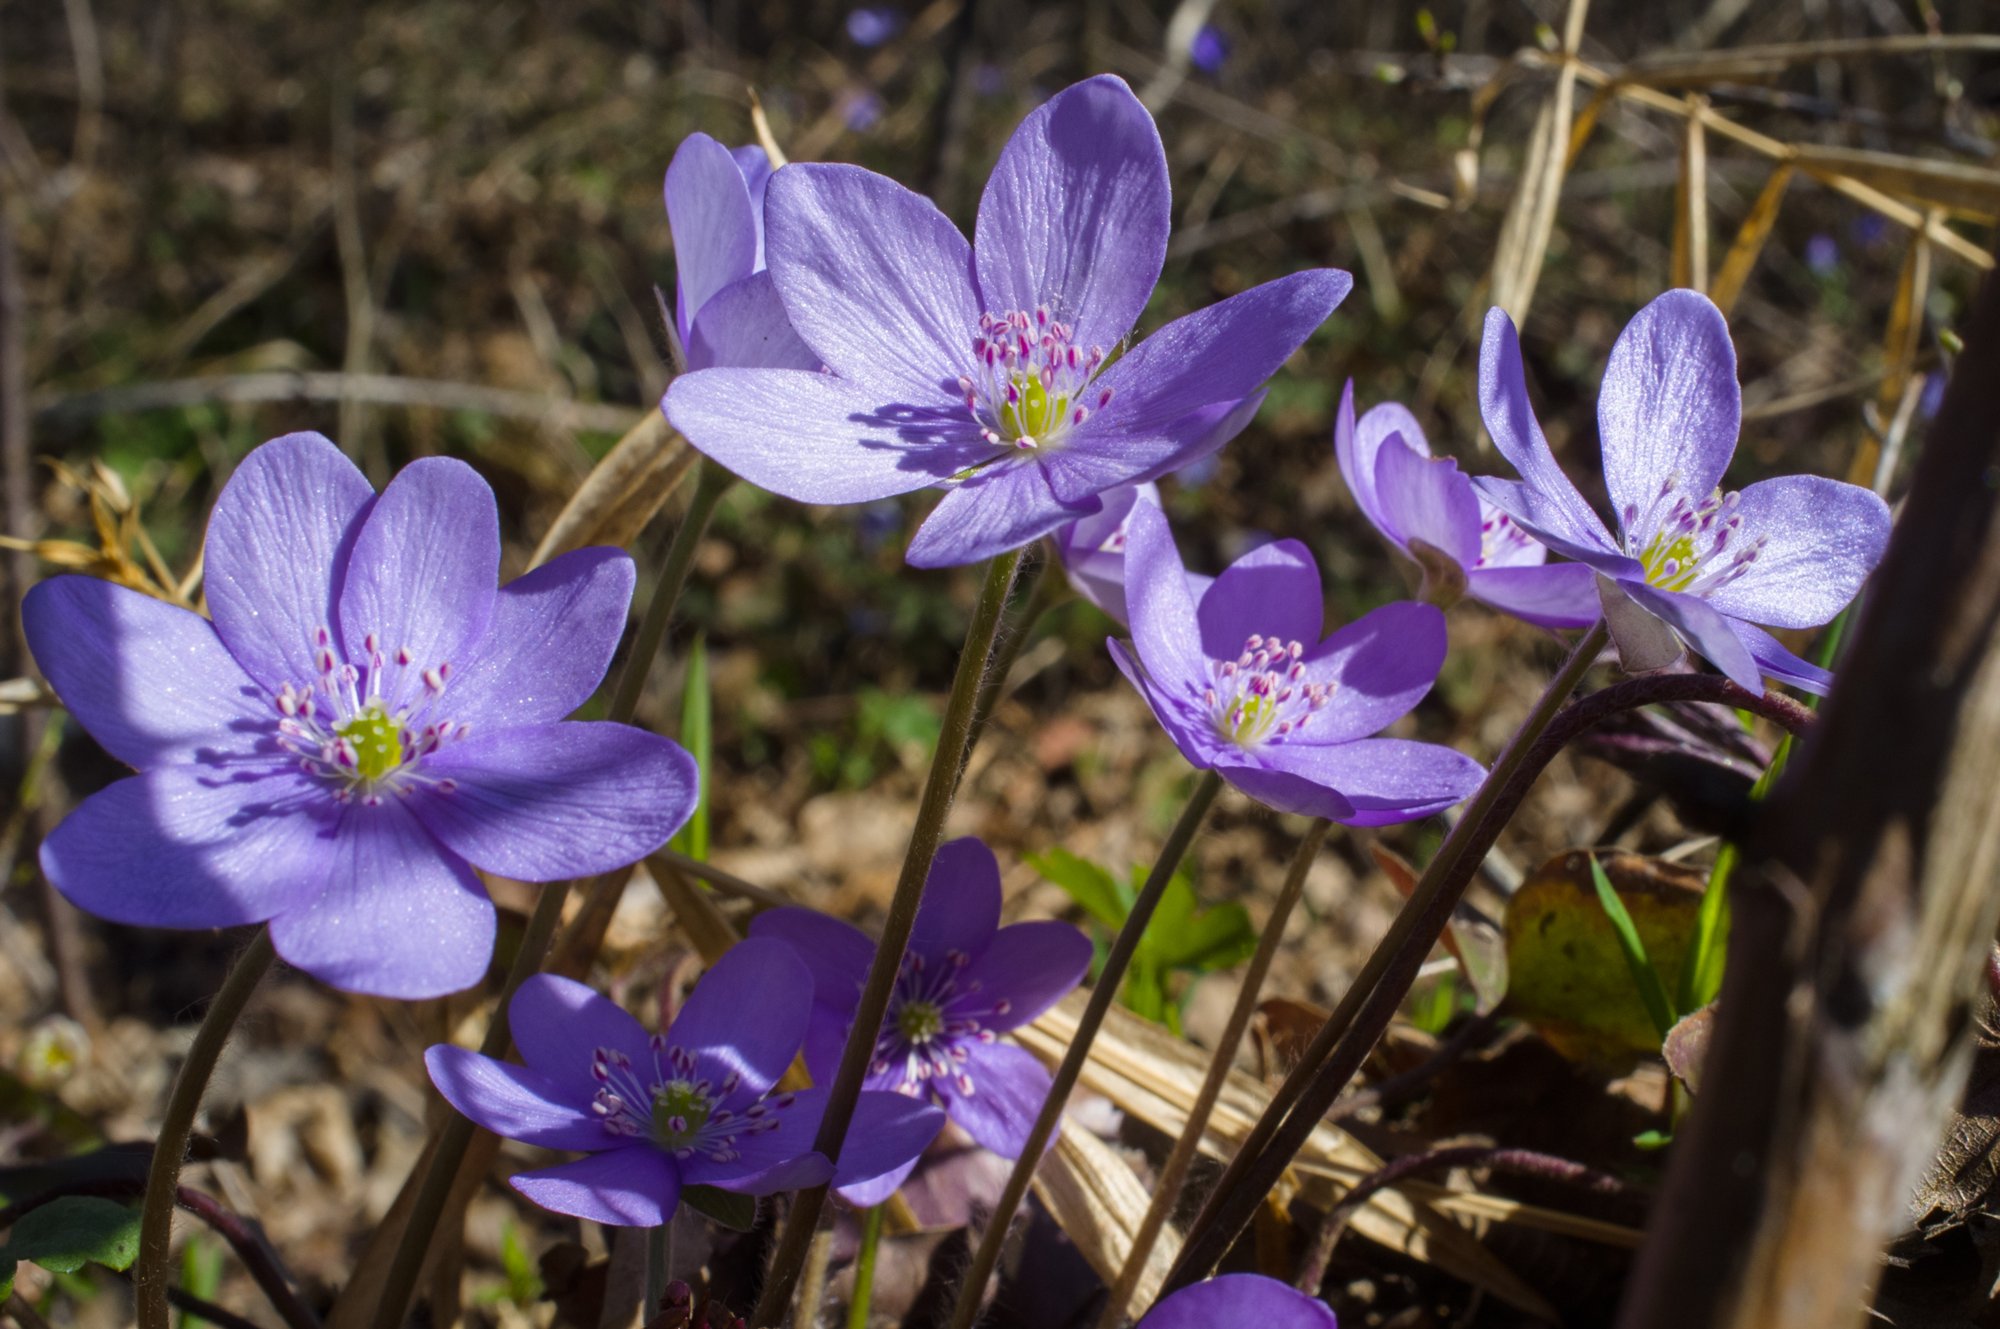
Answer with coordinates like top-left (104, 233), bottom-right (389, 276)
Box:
top-left (664, 134), bottom-right (818, 373)
top-left (1053, 482), bottom-right (1213, 628)
top-left (1139, 1275), bottom-right (1337, 1328)
top-left (1188, 24), bottom-right (1230, 75)
top-left (664, 75), bottom-right (1351, 568)
top-left (425, 938), bottom-right (945, 1226)
top-left (1333, 382), bottom-right (1598, 629)
top-left (844, 6), bottom-right (903, 45)
top-left (26, 433), bottom-right (699, 998)
top-left (1473, 290), bottom-right (1892, 695)
top-left (748, 838), bottom-right (1092, 1205)
top-left (841, 88), bottom-right (885, 133)
top-left (1804, 233), bottom-right (1839, 276)
top-left (1112, 500), bottom-right (1483, 823)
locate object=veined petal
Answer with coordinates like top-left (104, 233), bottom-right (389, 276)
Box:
top-left (204, 432), bottom-right (375, 691)
top-left (1334, 382), bottom-right (1431, 543)
top-left (665, 368), bottom-right (991, 504)
top-left (835, 1157), bottom-right (920, 1209)
top-left (1473, 496), bottom-right (1551, 569)
top-left (446, 548), bottom-right (633, 730)
top-left (1211, 761), bottom-right (1356, 821)
top-left (41, 765), bottom-right (333, 930)
top-left (910, 838), bottom-right (1002, 961)
top-left (336, 456), bottom-right (500, 708)
top-left (1472, 475), bottom-right (1631, 571)
top-left (24, 576), bottom-right (274, 769)
top-left (667, 938), bottom-right (813, 1103)
top-left (511, 1147), bottom-right (681, 1228)
top-left (1728, 620), bottom-right (1833, 696)
top-left (665, 133), bottom-right (760, 345)
top-left (946, 1041), bottom-right (1054, 1159)
top-left (904, 458), bottom-right (1097, 568)
top-left (686, 271), bottom-right (821, 372)
top-left (973, 75), bottom-right (1169, 354)
top-left (747, 908), bottom-right (874, 1010)
top-left (1139, 1275), bottom-right (1338, 1329)
top-left (1622, 581), bottom-right (1762, 692)
top-left (424, 1045), bottom-right (606, 1150)
top-left (1477, 309), bottom-right (1616, 556)
top-left (1056, 481), bottom-right (1161, 627)
top-left (1110, 638), bottom-right (1219, 775)
top-left (1700, 474), bottom-right (1890, 629)
top-left (957, 921), bottom-right (1091, 1032)
top-left (1041, 391), bottom-right (1265, 507)
top-left (411, 722), bottom-right (698, 882)
top-left (1262, 737), bottom-right (1483, 827)
top-left (1194, 539), bottom-right (1324, 659)
top-left (1290, 601), bottom-right (1446, 744)
top-left (1599, 290), bottom-right (1739, 542)
top-left (829, 1089), bottom-right (948, 1189)
top-left (267, 797), bottom-right (494, 999)
top-left (1118, 498), bottom-right (1209, 690)
top-left (1464, 563), bottom-right (1602, 630)
top-left (1373, 439), bottom-right (1481, 567)
top-left (511, 972), bottom-right (655, 1091)
top-left (766, 162), bottom-right (981, 401)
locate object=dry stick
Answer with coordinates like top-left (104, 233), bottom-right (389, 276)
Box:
top-left (1096, 818), bottom-right (1334, 1328)
top-left (1166, 672), bottom-right (1817, 1290)
top-left (1168, 619), bottom-right (1609, 1287)
top-left (945, 769), bottom-right (1227, 1329)
top-left (133, 928), bottom-right (277, 1329)
top-left (752, 548), bottom-right (1028, 1328)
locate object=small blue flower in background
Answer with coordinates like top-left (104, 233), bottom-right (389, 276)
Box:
top-left (1474, 290), bottom-right (1891, 695)
top-left (427, 939), bottom-right (945, 1225)
top-left (842, 88), bottom-right (885, 132)
top-left (1113, 499), bottom-right (1484, 824)
top-left (1803, 233), bottom-right (1839, 276)
top-left (1189, 24), bottom-right (1230, 74)
top-left (1140, 1275), bottom-right (1337, 1327)
top-left (26, 433), bottom-right (699, 998)
top-left (750, 838), bottom-right (1092, 1205)
top-left (844, 6), bottom-right (903, 46)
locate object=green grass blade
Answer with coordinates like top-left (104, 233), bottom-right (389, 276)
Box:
top-left (1588, 854), bottom-right (1677, 1041)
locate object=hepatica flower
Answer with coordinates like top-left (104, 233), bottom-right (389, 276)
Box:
top-left (665, 75), bottom-right (1350, 567)
top-left (425, 939), bottom-right (945, 1225)
top-left (26, 433), bottom-right (698, 998)
top-left (1474, 290), bottom-right (1892, 694)
top-left (1139, 1275), bottom-right (1337, 1328)
top-left (665, 133), bottom-right (818, 372)
top-left (748, 838), bottom-right (1091, 1205)
top-left (1333, 383), bottom-right (1598, 629)
top-left (1113, 500), bottom-right (1482, 824)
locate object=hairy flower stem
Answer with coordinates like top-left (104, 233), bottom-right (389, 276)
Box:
top-left (966, 550), bottom-right (1068, 745)
top-left (135, 927), bottom-right (276, 1329)
top-left (1096, 818), bottom-right (1333, 1329)
top-left (753, 548), bottom-right (1027, 1327)
top-left (610, 460), bottom-right (735, 723)
top-left (945, 769), bottom-right (1227, 1329)
top-left (846, 1205), bottom-right (885, 1329)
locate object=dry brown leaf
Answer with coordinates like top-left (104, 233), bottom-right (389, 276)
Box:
top-left (1030, 1126), bottom-right (1182, 1313)
top-left (530, 411), bottom-right (693, 568)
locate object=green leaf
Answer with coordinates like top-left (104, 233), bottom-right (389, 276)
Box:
top-left (681, 1185), bottom-right (757, 1232)
top-left (1587, 854), bottom-right (1678, 1042)
top-left (1027, 848), bottom-right (1128, 931)
top-left (671, 635), bottom-right (712, 862)
top-left (0, 1195), bottom-right (141, 1293)
top-left (1633, 1129), bottom-right (1674, 1150)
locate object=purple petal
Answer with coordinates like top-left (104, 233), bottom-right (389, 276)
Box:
top-left (911, 837), bottom-right (1003, 961)
top-left (423, 1045), bottom-right (606, 1150)
top-left (1471, 475), bottom-right (1632, 572)
top-left (1372, 441), bottom-right (1481, 567)
top-left (765, 162), bottom-right (980, 400)
top-left (973, 75), bottom-right (1168, 354)
top-left (947, 1041), bottom-right (1054, 1158)
top-left (747, 907), bottom-right (874, 1011)
top-left (1041, 391), bottom-right (1266, 507)
top-left (686, 271), bottom-right (821, 372)
top-left (1622, 581), bottom-right (1762, 692)
top-left (679, 1139), bottom-right (831, 1197)
top-left (1727, 620), bottom-right (1833, 696)
top-left (40, 766), bottom-right (333, 930)
top-left (665, 937), bottom-right (813, 1102)
top-left (1472, 496), bottom-right (1551, 570)
top-left (204, 432), bottom-right (375, 691)
top-left (1700, 475), bottom-right (1890, 629)
top-left (958, 920), bottom-right (1092, 1032)
top-left (336, 456), bottom-right (499, 709)
top-left (1291, 601), bottom-right (1446, 744)
top-left (511, 972), bottom-right (654, 1090)
top-left (686, 1086), bottom-right (943, 1197)
top-left (1056, 481), bottom-right (1160, 626)
top-left (511, 1146), bottom-right (681, 1227)
top-left (665, 133), bottom-right (759, 345)
top-left (1333, 382), bottom-right (1430, 542)
top-left (1464, 563), bottom-right (1602, 630)
top-left (665, 367), bottom-right (991, 504)
top-left (835, 1156), bottom-right (920, 1209)
top-left (905, 459), bottom-right (1099, 568)
top-left (1477, 310), bottom-right (1617, 557)
top-left (831, 1088), bottom-right (949, 1188)
top-left (1110, 636), bottom-right (1217, 775)
top-left (1195, 539), bottom-right (1324, 659)
top-left (1210, 761), bottom-right (1355, 821)
top-left (1046, 270), bottom-right (1349, 505)
top-left (24, 577), bottom-right (273, 769)
top-left (410, 721), bottom-right (697, 882)
top-left (1599, 290), bottom-right (1739, 542)
top-left (267, 799), bottom-right (495, 999)
top-left (1138, 1275), bottom-right (1338, 1329)
top-left (1118, 499), bottom-right (1208, 689)
top-left (444, 548), bottom-right (633, 731)
top-left (1262, 737), bottom-right (1484, 827)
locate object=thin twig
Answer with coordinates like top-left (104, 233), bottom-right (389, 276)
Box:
top-left (175, 1187), bottom-right (321, 1329)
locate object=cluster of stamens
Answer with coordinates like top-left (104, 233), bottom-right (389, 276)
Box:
top-left (1629, 486), bottom-right (1767, 595)
top-left (870, 948), bottom-right (1004, 1106)
top-left (1202, 633), bottom-right (1335, 748)
top-left (958, 306), bottom-right (1111, 450)
top-left (1475, 510), bottom-right (1536, 568)
top-left (271, 626), bottom-right (465, 804)
top-left (589, 1042), bottom-right (793, 1164)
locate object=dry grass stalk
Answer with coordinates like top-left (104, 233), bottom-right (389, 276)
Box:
top-left (530, 412), bottom-right (693, 568)
top-left (1848, 218), bottom-right (1934, 488)
top-left (1486, 0), bottom-right (1594, 323)
top-left (1709, 162), bottom-right (1794, 317)
top-left (1788, 146), bottom-right (2000, 224)
top-left (1671, 94), bottom-right (1709, 294)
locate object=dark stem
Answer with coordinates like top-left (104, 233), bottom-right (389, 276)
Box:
top-left (751, 548), bottom-right (1027, 1327)
top-left (164, 1287), bottom-right (266, 1329)
top-left (966, 548), bottom-right (1067, 747)
top-left (176, 1188), bottom-right (321, 1329)
top-left (944, 769), bottom-right (1227, 1329)
top-left (608, 460), bottom-right (733, 724)
top-left (134, 928), bottom-right (277, 1329)
top-left (1167, 664), bottom-right (1815, 1288)
top-left (1325, 1011), bottom-right (1501, 1123)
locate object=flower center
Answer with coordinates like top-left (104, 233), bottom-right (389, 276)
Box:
top-left (868, 949), bottom-right (1008, 1106)
top-left (271, 626), bottom-right (466, 805)
top-left (588, 1042), bottom-right (795, 1165)
top-left (1633, 488), bottom-right (1767, 594)
top-left (1203, 634), bottom-right (1335, 749)
top-left (897, 999), bottom-right (944, 1044)
top-left (958, 305), bottom-right (1112, 451)
top-left (335, 704), bottom-right (406, 783)
top-left (650, 1078), bottom-right (716, 1148)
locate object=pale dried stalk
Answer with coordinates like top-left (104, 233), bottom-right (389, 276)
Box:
top-left (1488, 0), bottom-right (1593, 323)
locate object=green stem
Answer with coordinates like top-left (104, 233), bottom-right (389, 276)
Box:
top-left (609, 461), bottom-right (734, 724)
top-left (966, 549), bottom-right (1068, 745)
top-left (751, 549), bottom-right (1027, 1327)
top-left (1168, 619), bottom-right (1608, 1288)
top-left (846, 1205), bottom-right (885, 1329)
top-left (645, 1221), bottom-right (671, 1317)
top-left (135, 928), bottom-right (276, 1329)
top-left (1096, 818), bottom-right (1332, 1329)
top-left (944, 769), bottom-right (1226, 1329)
